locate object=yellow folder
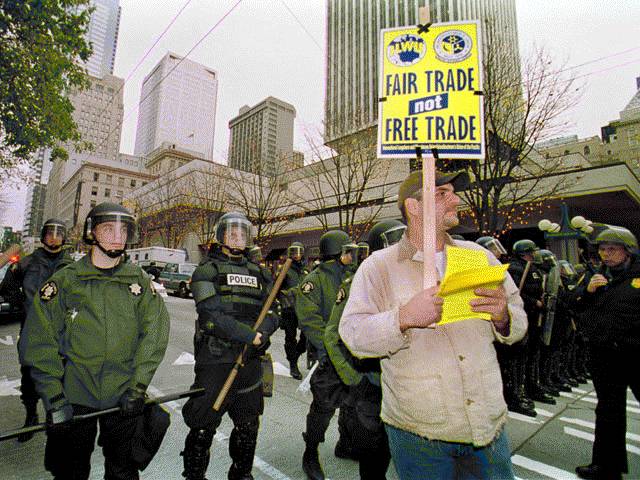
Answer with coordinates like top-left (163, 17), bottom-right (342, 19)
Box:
top-left (436, 246), bottom-right (509, 325)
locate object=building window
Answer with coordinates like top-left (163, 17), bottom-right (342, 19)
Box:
top-left (93, 172), bottom-right (99, 181)
top-left (91, 200), bottom-right (97, 208)
top-left (106, 175), bottom-right (113, 183)
top-left (91, 187), bottom-right (98, 196)
top-left (142, 182), bottom-right (148, 186)
top-left (563, 150), bottom-right (570, 155)
top-left (117, 190), bottom-right (123, 197)
top-left (118, 177), bottom-right (124, 187)
top-left (105, 188), bottom-right (111, 198)
top-left (130, 179), bottom-right (136, 187)
top-left (583, 146), bottom-right (591, 155)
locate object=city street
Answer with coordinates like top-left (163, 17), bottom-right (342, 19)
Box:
top-left (1, 295), bottom-right (638, 480)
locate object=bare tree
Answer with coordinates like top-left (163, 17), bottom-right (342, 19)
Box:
top-left (299, 128), bottom-right (394, 241)
top-left (445, 21), bottom-right (584, 235)
top-left (227, 155), bottom-right (300, 248)
top-left (183, 164), bottom-right (227, 246)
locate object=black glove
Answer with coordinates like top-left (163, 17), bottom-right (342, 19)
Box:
top-left (119, 386), bottom-right (147, 417)
top-left (46, 403), bottom-right (74, 434)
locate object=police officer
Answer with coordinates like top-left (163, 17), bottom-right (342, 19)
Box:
top-left (0, 219), bottom-right (73, 442)
top-left (278, 241), bottom-right (308, 380)
top-left (325, 220), bottom-right (406, 480)
top-left (19, 203), bottom-right (170, 479)
top-left (296, 229), bottom-right (353, 480)
top-left (476, 236), bottom-right (508, 262)
top-left (574, 227), bottom-right (640, 480)
top-left (508, 240), bottom-right (554, 416)
top-left (181, 212), bottom-right (279, 480)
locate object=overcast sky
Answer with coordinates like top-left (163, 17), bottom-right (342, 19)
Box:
top-left (2, 0), bottom-right (639, 229)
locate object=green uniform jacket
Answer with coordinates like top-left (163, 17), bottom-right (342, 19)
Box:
top-left (295, 259), bottom-right (346, 355)
top-left (20, 255), bottom-right (170, 411)
top-left (324, 276), bottom-right (362, 386)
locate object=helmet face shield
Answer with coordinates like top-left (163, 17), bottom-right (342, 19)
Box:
top-left (559, 262), bottom-right (576, 277)
top-left (88, 214), bottom-right (138, 247)
top-left (42, 225), bottom-right (66, 243)
top-left (480, 238), bottom-right (507, 257)
top-left (216, 218), bottom-right (254, 251)
top-left (531, 250), bottom-right (543, 265)
top-left (288, 245), bottom-right (304, 260)
top-left (341, 243), bottom-right (358, 266)
top-left (357, 243), bottom-right (370, 263)
top-left (381, 225), bottom-right (407, 248)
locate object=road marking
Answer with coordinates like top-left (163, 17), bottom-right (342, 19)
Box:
top-left (511, 454), bottom-right (578, 479)
top-left (173, 351), bottom-right (195, 366)
top-left (560, 391), bottom-right (577, 399)
top-left (572, 387), bottom-right (591, 394)
top-left (508, 412), bottom-right (542, 424)
top-left (535, 408), bottom-right (554, 417)
top-left (0, 335), bottom-right (14, 346)
top-left (0, 376), bottom-right (21, 396)
top-left (151, 385), bottom-right (294, 480)
top-left (574, 395), bottom-right (640, 414)
top-left (560, 417), bottom-right (640, 442)
top-left (563, 427), bottom-right (640, 456)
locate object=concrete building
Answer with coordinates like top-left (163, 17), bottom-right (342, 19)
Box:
top-left (324, 0), bottom-right (520, 147)
top-left (228, 97), bottom-right (296, 176)
top-left (82, 0), bottom-right (121, 78)
top-left (134, 53), bottom-right (218, 160)
top-left (538, 77), bottom-right (640, 176)
top-left (22, 148), bottom-right (55, 239)
top-left (57, 161), bottom-right (156, 235)
top-left (44, 73), bottom-right (125, 222)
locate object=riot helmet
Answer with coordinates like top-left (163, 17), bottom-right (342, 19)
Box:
top-left (558, 260), bottom-right (577, 279)
top-left (356, 241), bottom-right (370, 264)
top-left (83, 203), bottom-right (138, 258)
top-left (248, 246), bottom-right (263, 263)
top-left (214, 212), bottom-right (254, 254)
top-left (512, 239), bottom-right (542, 264)
top-left (41, 218), bottom-right (67, 252)
top-left (287, 241), bottom-right (305, 261)
top-left (341, 243), bottom-right (358, 267)
top-left (539, 249), bottom-right (558, 269)
top-left (367, 220), bottom-right (407, 252)
top-left (594, 227), bottom-right (638, 254)
top-left (319, 230), bottom-right (351, 259)
top-left (476, 236), bottom-right (507, 258)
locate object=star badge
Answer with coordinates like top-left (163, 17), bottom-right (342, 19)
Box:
top-left (129, 283), bottom-right (143, 296)
top-left (39, 282), bottom-right (58, 302)
top-left (301, 282), bottom-right (314, 294)
top-left (335, 287), bottom-right (346, 305)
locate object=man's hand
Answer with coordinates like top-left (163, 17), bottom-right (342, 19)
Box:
top-left (587, 274), bottom-right (608, 293)
top-left (119, 387), bottom-right (146, 416)
top-left (252, 332), bottom-right (263, 346)
top-left (470, 287), bottom-right (509, 332)
top-left (399, 285), bottom-right (444, 332)
top-left (46, 404), bottom-right (74, 434)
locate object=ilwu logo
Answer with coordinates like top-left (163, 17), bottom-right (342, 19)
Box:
top-left (387, 33), bottom-right (426, 67)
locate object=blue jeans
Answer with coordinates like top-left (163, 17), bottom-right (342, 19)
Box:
top-left (385, 424), bottom-right (515, 480)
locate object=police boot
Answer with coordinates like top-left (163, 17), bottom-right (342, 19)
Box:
top-left (540, 355), bottom-right (561, 396)
top-left (182, 428), bottom-right (214, 480)
top-left (17, 405), bottom-right (38, 443)
top-left (302, 432), bottom-right (325, 480)
top-left (228, 419), bottom-right (259, 480)
top-left (527, 353), bottom-right (555, 405)
top-left (290, 359), bottom-right (303, 380)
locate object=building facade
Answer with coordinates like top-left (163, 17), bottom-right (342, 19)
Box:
top-left (134, 53), bottom-right (218, 160)
top-left (324, 0), bottom-right (520, 146)
top-left (228, 97), bottom-right (297, 176)
top-left (82, 0), bottom-right (121, 78)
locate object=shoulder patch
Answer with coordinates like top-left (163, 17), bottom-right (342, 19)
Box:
top-left (40, 281), bottom-right (58, 302)
top-left (301, 282), bottom-right (315, 294)
top-left (335, 287), bottom-right (347, 305)
top-left (631, 278), bottom-right (640, 289)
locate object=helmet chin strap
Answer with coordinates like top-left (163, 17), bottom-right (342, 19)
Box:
top-left (96, 241), bottom-right (125, 258)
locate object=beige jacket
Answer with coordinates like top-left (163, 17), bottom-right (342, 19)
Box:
top-left (339, 234), bottom-right (527, 446)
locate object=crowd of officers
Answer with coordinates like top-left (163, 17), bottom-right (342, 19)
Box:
top-left (1, 201), bottom-right (638, 480)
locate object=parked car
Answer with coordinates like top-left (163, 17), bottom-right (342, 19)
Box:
top-left (0, 265), bottom-right (24, 324)
top-left (157, 263), bottom-right (197, 298)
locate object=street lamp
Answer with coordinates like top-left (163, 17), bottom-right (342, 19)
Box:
top-left (537, 203), bottom-right (584, 261)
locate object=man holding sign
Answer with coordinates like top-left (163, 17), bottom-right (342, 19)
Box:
top-left (339, 169), bottom-right (527, 479)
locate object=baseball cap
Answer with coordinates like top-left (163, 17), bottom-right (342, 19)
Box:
top-left (397, 169), bottom-right (470, 211)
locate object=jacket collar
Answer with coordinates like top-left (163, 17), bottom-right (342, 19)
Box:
top-left (75, 253), bottom-right (138, 278)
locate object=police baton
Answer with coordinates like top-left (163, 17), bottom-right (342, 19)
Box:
top-left (213, 258), bottom-right (292, 411)
top-left (0, 387), bottom-right (204, 442)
